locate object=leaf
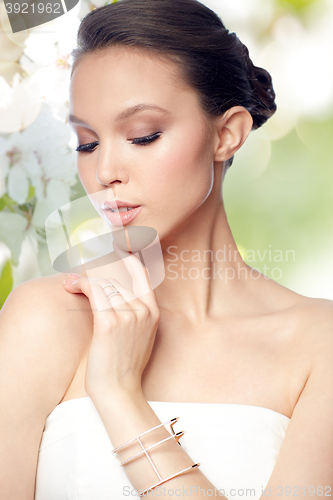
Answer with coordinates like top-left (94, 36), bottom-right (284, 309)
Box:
top-left (17, 202), bottom-right (33, 212)
top-left (27, 184), bottom-right (35, 201)
top-left (0, 260), bottom-right (13, 309)
top-left (0, 193), bottom-right (17, 211)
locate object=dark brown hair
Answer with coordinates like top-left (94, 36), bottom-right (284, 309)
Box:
top-left (70, 0), bottom-right (277, 168)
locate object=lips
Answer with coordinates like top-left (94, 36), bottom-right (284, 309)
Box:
top-left (101, 199), bottom-right (142, 226)
top-left (102, 199), bottom-right (140, 211)
top-left (103, 205), bottom-right (142, 226)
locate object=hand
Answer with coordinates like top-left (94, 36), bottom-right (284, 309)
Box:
top-left (63, 243), bottom-right (161, 401)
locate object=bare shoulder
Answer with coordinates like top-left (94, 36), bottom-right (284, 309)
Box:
top-left (282, 287), bottom-right (333, 336)
top-left (258, 298), bottom-right (333, 491)
top-left (3, 272), bottom-right (93, 347)
top-left (292, 294), bottom-right (333, 357)
top-left (0, 273), bottom-right (93, 413)
top-left (0, 274), bottom-right (94, 498)
top-left (259, 273), bottom-right (333, 332)
top-left (270, 279), bottom-right (333, 364)
top-left (262, 282), bottom-right (333, 414)
top-left (255, 274), bottom-right (333, 370)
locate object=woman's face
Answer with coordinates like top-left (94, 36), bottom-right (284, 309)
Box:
top-left (69, 46), bottom-right (218, 241)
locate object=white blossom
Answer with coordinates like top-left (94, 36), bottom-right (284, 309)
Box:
top-left (0, 137), bottom-right (10, 198)
top-left (7, 164), bottom-right (30, 204)
top-left (0, 73), bottom-right (43, 134)
top-left (0, 211), bottom-right (29, 265)
top-left (0, 103), bottom-right (77, 231)
top-left (23, 31), bottom-right (59, 65)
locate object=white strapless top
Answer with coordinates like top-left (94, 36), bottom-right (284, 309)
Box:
top-left (34, 397), bottom-right (290, 500)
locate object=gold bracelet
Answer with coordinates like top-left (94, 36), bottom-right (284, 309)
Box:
top-left (138, 463), bottom-right (201, 497)
top-left (112, 417), bottom-right (180, 454)
top-left (119, 430), bottom-right (185, 466)
top-left (112, 418), bottom-right (201, 497)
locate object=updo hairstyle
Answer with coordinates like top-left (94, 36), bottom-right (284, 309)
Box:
top-left (70, 0), bottom-right (277, 169)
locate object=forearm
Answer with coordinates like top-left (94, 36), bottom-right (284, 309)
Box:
top-left (90, 391), bottom-right (227, 498)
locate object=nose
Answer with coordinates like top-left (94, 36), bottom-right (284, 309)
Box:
top-left (96, 144), bottom-right (129, 186)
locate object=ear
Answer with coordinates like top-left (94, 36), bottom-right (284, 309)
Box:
top-left (212, 106), bottom-right (253, 162)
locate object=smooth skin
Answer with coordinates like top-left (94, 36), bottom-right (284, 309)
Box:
top-left (0, 46), bottom-right (332, 499)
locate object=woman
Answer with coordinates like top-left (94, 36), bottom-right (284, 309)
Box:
top-left (1, 0), bottom-right (332, 498)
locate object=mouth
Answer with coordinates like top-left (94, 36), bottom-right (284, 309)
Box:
top-left (102, 199), bottom-right (140, 210)
top-left (102, 200), bottom-right (142, 226)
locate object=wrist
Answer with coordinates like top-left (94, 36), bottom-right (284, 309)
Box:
top-left (88, 387), bottom-right (157, 452)
top-left (89, 385), bottom-right (146, 410)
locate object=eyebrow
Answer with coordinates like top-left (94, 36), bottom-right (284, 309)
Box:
top-left (68, 103), bottom-right (170, 127)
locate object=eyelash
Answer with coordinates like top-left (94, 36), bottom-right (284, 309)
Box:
top-left (75, 132), bottom-right (162, 153)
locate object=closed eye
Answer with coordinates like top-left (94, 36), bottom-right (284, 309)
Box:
top-left (130, 132), bottom-right (162, 146)
top-left (75, 132), bottom-right (162, 153)
top-left (75, 141), bottom-right (98, 153)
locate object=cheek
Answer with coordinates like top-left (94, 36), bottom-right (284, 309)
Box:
top-left (153, 131), bottom-right (214, 207)
top-left (77, 169), bottom-right (90, 193)
top-left (77, 165), bottom-right (85, 185)
top-left (76, 160), bottom-right (97, 192)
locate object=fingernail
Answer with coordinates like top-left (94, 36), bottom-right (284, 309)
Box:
top-left (63, 274), bottom-right (81, 285)
top-left (63, 279), bottom-right (79, 285)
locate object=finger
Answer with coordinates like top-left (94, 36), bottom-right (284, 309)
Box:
top-left (100, 279), bottom-right (131, 310)
top-left (63, 276), bottom-right (124, 312)
top-left (90, 280), bottom-right (122, 312)
top-left (63, 276), bottom-right (102, 312)
top-left (63, 274), bottom-right (84, 293)
top-left (106, 277), bottom-right (149, 312)
top-left (113, 242), bottom-right (152, 298)
top-left (90, 282), bottom-right (114, 312)
top-left (64, 274), bottom-right (142, 313)
top-left (93, 277), bottom-right (147, 313)
top-left (112, 244), bottom-right (157, 313)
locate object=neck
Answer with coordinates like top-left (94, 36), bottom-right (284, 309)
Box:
top-left (154, 193), bottom-right (252, 324)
